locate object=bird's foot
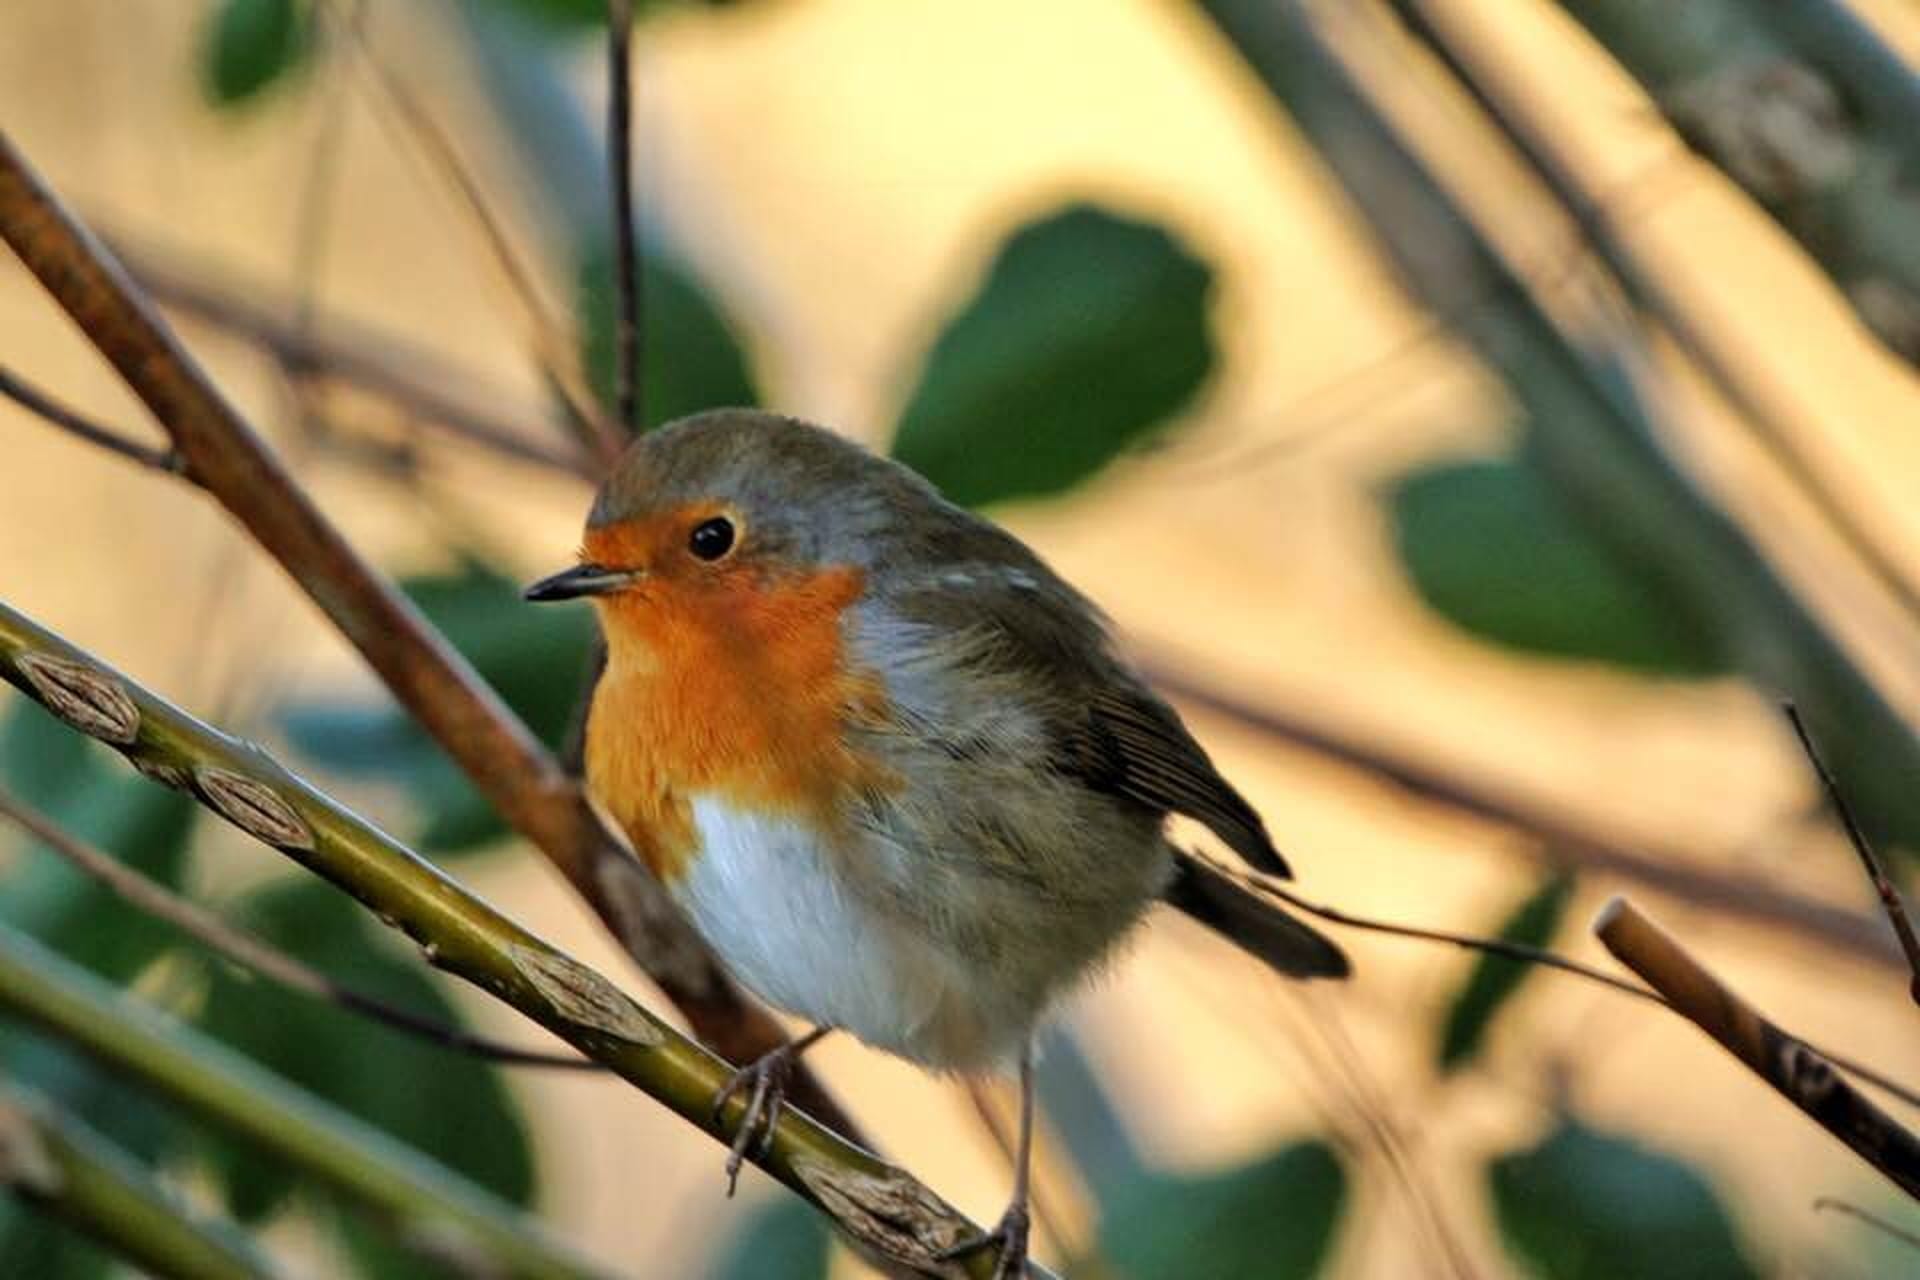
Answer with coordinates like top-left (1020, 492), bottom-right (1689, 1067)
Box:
top-left (936, 1199), bottom-right (1031, 1280)
top-left (709, 1043), bottom-right (800, 1196)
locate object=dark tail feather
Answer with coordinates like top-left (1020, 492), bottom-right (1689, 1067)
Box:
top-left (1164, 854), bottom-right (1350, 980)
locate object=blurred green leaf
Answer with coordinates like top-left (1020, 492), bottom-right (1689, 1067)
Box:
top-left (1490, 1121), bottom-right (1761, 1280)
top-left (891, 203), bottom-right (1215, 507)
top-left (199, 0), bottom-right (311, 107)
top-left (0, 1208), bottom-right (112, 1280)
top-left (1098, 1139), bottom-right (1345, 1279)
top-left (470, 0), bottom-right (747, 34)
top-left (1435, 873), bottom-right (1575, 1074)
top-left (195, 877), bottom-right (535, 1227)
top-left (277, 558), bottom-right (596, 854)
top-left (577, 239), bottom-right (759, 430)
top-left (706, 1198), bottom-right (830, 1280)
top-left (1389, 456), bottom-right (1726, 675)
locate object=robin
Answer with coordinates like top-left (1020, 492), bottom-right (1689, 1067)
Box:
top-left (525, 409), bottom-right (1347, 1277)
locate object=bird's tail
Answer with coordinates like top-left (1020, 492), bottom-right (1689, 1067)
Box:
top-left (1164, 853), bottom-right (1350, 980)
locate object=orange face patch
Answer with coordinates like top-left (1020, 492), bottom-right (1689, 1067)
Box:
top-left (579, 511), bottom-right (894, 883)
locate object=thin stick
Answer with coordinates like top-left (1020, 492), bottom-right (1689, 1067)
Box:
top-left (0, 365), bottom-right (184, 476)
top-left (1595, 896), bottom-right (1920, 1201)
top-left (1813, 1197), bottom-right (1920, 1251)
top-left (1195, 852), bottom-right (1920, 1111)
top-left (1151, 666), bottom-right (1902, 970)
top-left (0, 787), bottom-right (600, 1072)
top-left (1784, 704), bottom-right (1920, 1006)
top-left (606, 0), bottom-right (641, 435)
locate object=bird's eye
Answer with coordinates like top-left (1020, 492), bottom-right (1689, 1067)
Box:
top-left (688, 515), bottom-right (736, 561)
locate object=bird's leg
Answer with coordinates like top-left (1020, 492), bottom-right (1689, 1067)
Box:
top-left (938, 1045), bottom-right (1035, 1280)
top-left (710, 1025), bottom-right (832, 1195)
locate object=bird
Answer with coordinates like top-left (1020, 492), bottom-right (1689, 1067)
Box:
top-left (524, 408), bottom-right (1347, 1278)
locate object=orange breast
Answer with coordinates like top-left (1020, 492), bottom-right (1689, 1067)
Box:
top-left (583, 555), bottom-right (894, 884)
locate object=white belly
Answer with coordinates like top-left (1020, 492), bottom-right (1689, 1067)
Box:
top-left (674, 795), bottom-right (1018, 1068)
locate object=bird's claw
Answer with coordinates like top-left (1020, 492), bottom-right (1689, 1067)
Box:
top-left (710, 1045), bottom-right (796, 1196)
top-left (936, 1202), bottom-right (1031, 1280)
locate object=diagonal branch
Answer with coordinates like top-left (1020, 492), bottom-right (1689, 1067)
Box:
top-left (1784, 704), bottom-right (1920, 1007)
top-left (0, 128), bottom-right (852, 1136)
top-left (0, 599), bottom-right (1047, 1278)
top-left (0, 1083), bottom-right (285, 1280)
top-left (0, 785), bottom-right (598, 1072)
top-left (0, 364), bottom-right (184, 476)
top-left (1595, 897), bottom-right (1920, 1202)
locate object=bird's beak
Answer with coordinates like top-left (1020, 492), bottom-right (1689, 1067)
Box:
top-left (522, 563), bottom-right (642, 602)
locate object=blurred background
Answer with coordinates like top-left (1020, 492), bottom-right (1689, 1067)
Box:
top-left (3, 0), bottom-right (1919, 1276)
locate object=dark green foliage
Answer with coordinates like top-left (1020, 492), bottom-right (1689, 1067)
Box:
top-left (1389, 456), bottom-right (1725, 676)
top-left (1490, 1121), bottom-right (1761, 1280)
top-left (280, 558), bottom-right (596, 853)
top-left (194, 877), bottom-right (535, 1227)
top-left (892, 204), bottom-right (1216, 507)
top-left (576, 239), bottom-right (760, 431)
top-left (706, 1198), bottom-right (830, 1280)
top-left (199, 0), bottom-right (310, 106)
top-left (1436, 874), bottom-right (1575, 1073)
top-left (1098, 1140), bottom-right (1346, 1279)
top-left (471, 0), bottom-right (746, 33)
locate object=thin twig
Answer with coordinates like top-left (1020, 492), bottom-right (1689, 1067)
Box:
top-left (0, 364), bottom-right (184, 476)
top-left (1194, 852), bottom-right (1920, 1111)
top-left (1150, 665), bottom-right (1903, 970)
top-left (0, 131), bottom-right (854, 1136)
top-left (606, 0), bottom-right (641, 435)
top-left (1784, 704), bottom-right (1920, 1006)
top-left (329, 2), bottom-right (623, 468)
top-left (1595, 897), bottom-right (1920, 1202)
top-left (0, 786), bottom-right (600, 1072)
top-left (1814, 1197), bottom-right (1920, 1251)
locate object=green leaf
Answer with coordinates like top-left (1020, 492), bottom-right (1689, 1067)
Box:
top-left (891, 203), bottom-right (1216, 507)
top-left (1490, 1121), bottom-right (1761, 1280)
top-left (576, 239), bottom-right (759, 431)
top-left (195, 877), bottom-right (535, 1226)
top-left (1098, 1139), bottom-right (1345, 1279)
top-left (706, 1199), bottom-right (830, 1280)
top-left (277, 558), bottom-right (596, 855)
top-left (1435, 874), bottom-right (1575, 1074)
top-left (199, 0), bottom-right (311, 107)
top-left (1388, 456), bottom-right (1726, 675)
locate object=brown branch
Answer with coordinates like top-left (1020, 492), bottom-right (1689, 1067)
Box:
top-left (1595, 897), bottom-right (1920, 1202)
top-left (606, 0), bottom-right (641, 435)
top-left (1784, 704), bottom-right (1920, 1006)
top-left (0, 129), bottom-right (853, 1137)
top-left (109, 238), bottom-right (593, 478)
top-left (0, 785), bottom-right (600, 1072)
top-left (1813, 1198), bottom-right (1920, 1252)
top-left (1149, 665), bottom-right (1902, 971)
top-left (0, 364), bottom-right (184, 476)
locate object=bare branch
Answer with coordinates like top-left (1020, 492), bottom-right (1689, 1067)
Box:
top-left (1813, 1197), bottom-right (1920, 1252)
top-left (0, 364), bottom-right (184, 476)
top-left (1784, 704), bottom-right (1920, 1006)
top-left (1596, 897), bottom-right (1920, 1202)
top-left (606, 0), bottom-right (641, 435)
top-left (1151, 666), bottom-right (1903, 971)
top-left (0, 129), bottom-right (853, 1136)
top-left (0, 786), bottom-right (599, 1072)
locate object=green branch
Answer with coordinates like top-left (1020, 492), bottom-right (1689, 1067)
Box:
top-left (0, 1083), bottom-right (283, 1280)
top-left (1194, 0), bottom-right (1920, 855)
top-left (1554, 0), bottom-right (1920, 366)
top-left (0, 598), bottom-right (1047, 1279)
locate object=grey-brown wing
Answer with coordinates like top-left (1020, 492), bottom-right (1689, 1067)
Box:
top-left (886, 564), bottom-right (1291, 878)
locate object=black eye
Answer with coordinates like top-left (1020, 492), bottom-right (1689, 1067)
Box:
top-left (688, 516), bottom-right (736, 561)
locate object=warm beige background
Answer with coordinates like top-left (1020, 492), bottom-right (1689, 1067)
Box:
top-left (4, 1), bottom-right (1919, 1276)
